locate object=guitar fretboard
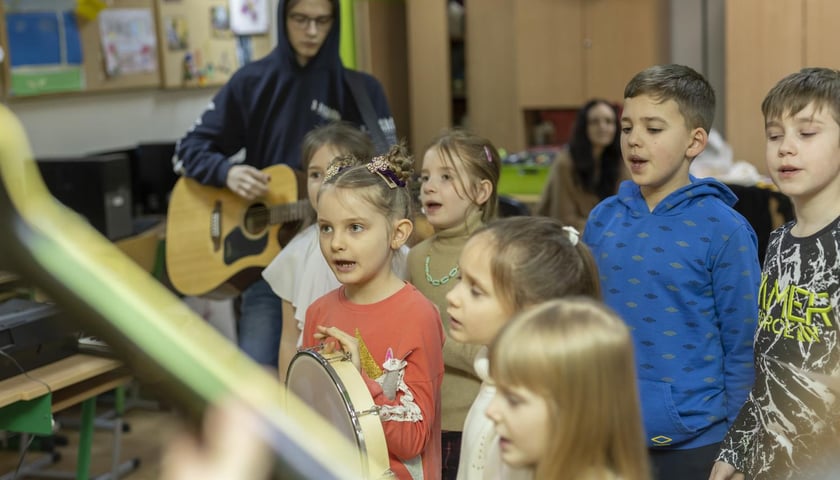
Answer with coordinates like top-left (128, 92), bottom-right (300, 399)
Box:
top-left (269, 200), bottom-right (311, 225)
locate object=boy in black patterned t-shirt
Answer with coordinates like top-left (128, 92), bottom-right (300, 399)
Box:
top-left (712, 68), bottom-right (840, 480)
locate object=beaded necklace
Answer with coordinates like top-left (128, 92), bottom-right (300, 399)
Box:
top-left (424, 255), bottom-right (459, 287)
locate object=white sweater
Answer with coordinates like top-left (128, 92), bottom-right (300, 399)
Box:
top-left (456, 347), bottom-right (532, 480)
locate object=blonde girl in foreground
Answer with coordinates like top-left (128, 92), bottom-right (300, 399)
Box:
top-left (487, 297), bottom-right (650, 480)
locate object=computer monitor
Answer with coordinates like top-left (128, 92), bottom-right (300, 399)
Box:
top-left (89, 142), bottom-right (179, 217)
top-left (133, 142), bottom-right (179, 215)
top-left (37, 153), bottom-right (134, 240)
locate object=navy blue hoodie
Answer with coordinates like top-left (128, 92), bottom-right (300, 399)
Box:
top-left (173, 0), bottom-right (397, 187)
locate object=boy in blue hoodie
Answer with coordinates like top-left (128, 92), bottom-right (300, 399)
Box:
top-left (582, 64), bottom-right (760, 480)
top-left (172, 0), bottom-right (396, 367)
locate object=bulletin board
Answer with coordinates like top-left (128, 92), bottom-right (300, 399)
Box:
top-left (155, 0), bottom-right (272, 89)
top-left (82, 0), bottom-right (160, 92)
top-left (0, 0), bottom-right (274, 97)
top-left (0, 1), bottom-right (7, 99)
top-left (0, 0), bottom-right (159, 97)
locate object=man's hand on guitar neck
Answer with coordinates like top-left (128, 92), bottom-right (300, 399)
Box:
top-left (226, 165), bottom-right (271, 201)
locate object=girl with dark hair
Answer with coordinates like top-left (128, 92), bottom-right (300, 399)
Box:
top-left (535, 99), bottom-right (625, 231)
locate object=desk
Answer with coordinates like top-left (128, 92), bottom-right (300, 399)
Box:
top-left (0, 354), bottom-right (134, 479)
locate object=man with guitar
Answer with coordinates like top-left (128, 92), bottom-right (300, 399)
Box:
top-left (171, 0), bottom-right (397, 367)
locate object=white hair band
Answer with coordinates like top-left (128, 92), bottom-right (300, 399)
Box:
top-left (562, 225), bottom-right (580, 246)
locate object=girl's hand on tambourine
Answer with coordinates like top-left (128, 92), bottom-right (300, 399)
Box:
top-left (315, 325), bottom-right (360, 371)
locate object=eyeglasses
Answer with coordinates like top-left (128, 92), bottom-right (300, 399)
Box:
top-left (287, 13), bottom-right (333, 31)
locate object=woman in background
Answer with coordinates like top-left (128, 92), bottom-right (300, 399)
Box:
top-left (535, 99), bottom-right (624, 232)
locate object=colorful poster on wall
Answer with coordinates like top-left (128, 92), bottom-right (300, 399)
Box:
top-left (4, 8), bottom-right (84, 96)
top-left (211, 5), bottom-right (232, 38)
top-left (164, 15), bottom-right (189, 50)
top-left (98, 8), bottom-right (158, 77)
top-left (229, 0), bottom-right (268, 35)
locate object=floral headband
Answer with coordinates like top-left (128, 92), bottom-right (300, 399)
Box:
top-left (324, 161), bottom-right (350, 182)
top-left (366, 155), bottom-right (405, 189)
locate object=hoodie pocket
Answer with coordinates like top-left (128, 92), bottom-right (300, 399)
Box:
top-left (638, 379), bottom-right (698, 447)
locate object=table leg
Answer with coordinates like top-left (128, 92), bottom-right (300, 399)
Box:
top-left (75, 398), bottom-right (95, 480)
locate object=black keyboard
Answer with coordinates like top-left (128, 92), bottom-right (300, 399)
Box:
top-left (0, 298), bottom-right (79, 380)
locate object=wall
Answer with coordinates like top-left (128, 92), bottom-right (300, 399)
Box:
top-left (669, 0), bottom-right (725, 133)
top-left (5, 0), bottom-right (281, 157)
top-left (9, 0), bottom-right (722, 157)
top-left (9, 89), bottom-right (213, 156)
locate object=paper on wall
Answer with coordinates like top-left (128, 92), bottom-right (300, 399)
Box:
top-left (229, 0), bottom-right (269, 35)
top-left (98, 8), bottom-right (158, 77)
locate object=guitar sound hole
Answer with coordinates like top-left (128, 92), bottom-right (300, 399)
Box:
top-left (244, 203), bottom-right (269, 235)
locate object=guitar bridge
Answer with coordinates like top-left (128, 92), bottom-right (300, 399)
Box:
top-left (211, 201), bottom-right (221, 251)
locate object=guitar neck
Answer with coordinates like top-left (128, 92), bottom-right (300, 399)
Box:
top-left (269, 200), bottom-right (311, 225)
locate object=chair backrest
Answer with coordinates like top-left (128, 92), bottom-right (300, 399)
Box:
top-left (498, 195), bottom-right (531, 217)
top-left (0, 105), bottom-right (365, 479)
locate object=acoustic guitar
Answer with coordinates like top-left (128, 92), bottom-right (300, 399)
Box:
top-left (165, 164), bottom-right (310, 298)
top-left (0, 104), bottom-right (375, 478)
